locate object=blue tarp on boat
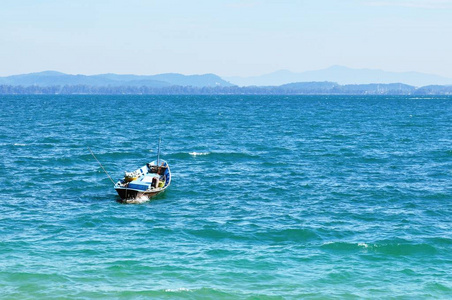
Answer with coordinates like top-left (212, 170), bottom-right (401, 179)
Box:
top-left (128, 181), bottom-right (151, 191)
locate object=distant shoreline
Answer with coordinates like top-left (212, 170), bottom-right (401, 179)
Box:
top-left (1, 82), bottom-right (451, 95)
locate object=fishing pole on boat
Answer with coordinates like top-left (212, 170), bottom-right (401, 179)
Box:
top-left (88, 147), bottom-right (115, 184)
top-left (157, 137), bottom-right (161, 166)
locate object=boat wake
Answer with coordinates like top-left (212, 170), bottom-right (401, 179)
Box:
top-left (122, 195), bottom-right (150, 204)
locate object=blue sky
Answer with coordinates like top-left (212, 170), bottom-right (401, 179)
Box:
top-left (0, 0), bottom-right (451, 77)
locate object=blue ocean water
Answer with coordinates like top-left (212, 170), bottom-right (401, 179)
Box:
top-left (0, 95), bottom-right (451, 299)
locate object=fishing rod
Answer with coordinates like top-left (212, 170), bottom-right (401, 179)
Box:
top-left (157, 137), bottom-right (161, 166)
top-left (88, 147), bottom-right (115, 184)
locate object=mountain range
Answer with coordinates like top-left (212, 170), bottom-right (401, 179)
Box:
top-left (225, 66), bottom-right (452, 87)
top-left (1, 66), bottom-right (452, 88)
top-left (0, 71), bottom-right (233, 88)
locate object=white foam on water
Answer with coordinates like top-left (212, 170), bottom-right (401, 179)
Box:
top-left (124, 195), bottom-right (150, 204)
top-left (165, 288), bottom-right (191, 292)
top-left (358, 243), bottom-right (369, 248)
top-left (189, 152), bottom-right (210, 156)
top-left (14, 143), bottom-right (26, 146)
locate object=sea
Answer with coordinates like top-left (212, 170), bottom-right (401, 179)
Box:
top-left (0, 95), bottom-right (451, 299)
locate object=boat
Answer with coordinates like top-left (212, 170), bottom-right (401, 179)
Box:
top-left (114, 159), bottom-right (171, 201)
top-left (88, 140), bottom-right (171, 202)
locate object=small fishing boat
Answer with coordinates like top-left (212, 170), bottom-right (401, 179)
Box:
top-left (88, 139), bottom-right (171, 202)
top-left (114, 159), bottom-right (171, 200)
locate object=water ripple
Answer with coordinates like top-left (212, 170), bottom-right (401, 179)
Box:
top-left (0, 95), bottom-right (451, 298)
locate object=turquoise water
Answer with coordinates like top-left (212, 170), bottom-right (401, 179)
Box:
top-left (0, 95), bottom-right (451, 299)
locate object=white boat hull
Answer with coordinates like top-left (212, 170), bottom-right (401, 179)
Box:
top-left (114, 160), bottom-right (171, 202)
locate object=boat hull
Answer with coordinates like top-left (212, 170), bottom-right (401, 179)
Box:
top-left (115, 187), bottom-right (163, 201)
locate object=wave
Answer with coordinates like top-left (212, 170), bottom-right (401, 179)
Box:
top-left (256, 228), bottom-right (321, 243)
top-left (116, 287), bottom-right (240, 298)
top-left (164, 288), bottom-right (191, 292)
top-left (189, 152), bottom-right (211, 156)
top-left (169, 151), bottom-right (258, 160)
top-left (184, 227), bottom-right (320, 243)
top-left (321, 240), bottom-right (438, 255)
top-left (64, 287), bottom-right (241, 299)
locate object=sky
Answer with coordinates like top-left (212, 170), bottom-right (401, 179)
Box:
top-left (0, 0), bottom-right (451, 77)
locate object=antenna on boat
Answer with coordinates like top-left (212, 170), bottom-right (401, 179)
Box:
top-left (157, 137), bottom-right (161, 166)
top-left (88, 147), bottom-right (115, 184)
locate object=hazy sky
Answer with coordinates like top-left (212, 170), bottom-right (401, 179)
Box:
top-left (1, 0), bottom-right (451, 77)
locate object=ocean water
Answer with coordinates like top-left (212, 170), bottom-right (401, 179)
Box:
top-left (0, 95), bottom-right (451, 299)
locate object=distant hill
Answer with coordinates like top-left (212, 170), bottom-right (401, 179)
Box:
top-left (4, 67), bottom-right (451, 89)
top-left (226, 66), bottom-right (452, 87)
top-left (1, 69), bottom-right (451, 95)
top-left (0, 71), bottom-right (234, 88)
